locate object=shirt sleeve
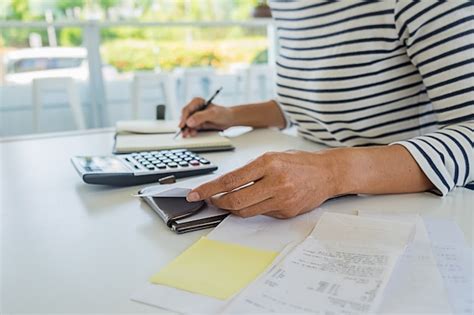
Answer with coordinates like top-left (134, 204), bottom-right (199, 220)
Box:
top-left (391, 0), bottom-right (473, 196)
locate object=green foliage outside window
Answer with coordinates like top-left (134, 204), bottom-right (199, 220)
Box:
top-left (1, 0), bottom-right (269, 72)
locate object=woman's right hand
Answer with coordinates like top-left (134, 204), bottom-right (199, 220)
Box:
top-left (179, 97), bottom-right (235, 137)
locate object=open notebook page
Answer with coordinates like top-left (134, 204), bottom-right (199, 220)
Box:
top-left (114, 131), bottom-right (233, 153)
top-left (116, 120), bottom-right (178, 134)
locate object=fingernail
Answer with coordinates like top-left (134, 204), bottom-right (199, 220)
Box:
top-left (187, 192), bottom-right (200, 202)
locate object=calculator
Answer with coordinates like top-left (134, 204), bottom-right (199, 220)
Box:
top-left (71, 149), bottom-right (218, 186)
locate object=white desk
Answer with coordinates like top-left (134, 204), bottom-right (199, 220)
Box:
top-left (1, 128), bottom-right (472, 314)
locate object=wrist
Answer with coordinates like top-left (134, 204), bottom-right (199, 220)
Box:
top-left (228, 101), bottom-right (285, 128)
top-left (227, 106), bottom-right (240, 127)
top-left (320, 148), bottom-right (360, 196)
top-left (228, 104), bottom-right (264, 127)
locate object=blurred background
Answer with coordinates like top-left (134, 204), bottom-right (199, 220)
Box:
top-left (0, 0), bottom-right (276, 136)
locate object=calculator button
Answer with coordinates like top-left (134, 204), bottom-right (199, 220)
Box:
top-left (156, 163), bottom-right (167, 169)
top-left (199, 159), bottom-right (210, 165)
top-left (179, 161), bottom-right (189, 167)
top-left (189, 160), bottom-right (200, 166)
top-left (173, 158), bottom-right (183, 162)
top-left (184, 157), bottom-right (193, 162)
top-left (158, 156), bottom-right (167, 160)
top-left (163, 159), bottom-right (172, 163)
top-left (146, 166), bottom-right (155, 170)
top-left (168, 162), bottom-right (178, 168)
top-left (148, 157), bottom-right (158, 162)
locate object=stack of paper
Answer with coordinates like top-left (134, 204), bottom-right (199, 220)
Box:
top-left (131, 211), bottom-right (322, 313)
top-left (223, 213), bottom-right (415, 314)
top-left (357, 211), bottom-right (473, 315)
top-left (131, 182), bottom-right (472, 314)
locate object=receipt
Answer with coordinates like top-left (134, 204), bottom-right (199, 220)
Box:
top-left (223, 212), bottom-right (414, 314)
top-left (224, 238), bottom-right (400, 314)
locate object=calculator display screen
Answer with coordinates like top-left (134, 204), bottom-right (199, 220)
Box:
top-left (80, 156), bottom-right (129, 172)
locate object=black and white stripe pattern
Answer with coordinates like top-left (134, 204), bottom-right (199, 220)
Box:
top-left (270, 0), bottom-right (473, 196)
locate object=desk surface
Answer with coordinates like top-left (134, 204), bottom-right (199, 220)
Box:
top-left (1, 128), bottom-right (472, 314)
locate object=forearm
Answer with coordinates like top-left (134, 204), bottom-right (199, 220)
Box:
top-left (230, 100), bottom-right (286, 129)
top-left (327, 144), bottom-right (434, 195)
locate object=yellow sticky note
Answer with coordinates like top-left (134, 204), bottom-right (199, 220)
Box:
top-left (150, 237), bottom-right (278, 300)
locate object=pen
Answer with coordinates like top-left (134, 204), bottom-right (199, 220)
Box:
top-left (173, 87), bottom-right (223, 139)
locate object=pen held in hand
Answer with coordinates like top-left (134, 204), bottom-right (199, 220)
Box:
top-left (174, 87), bottom-right (223, 139)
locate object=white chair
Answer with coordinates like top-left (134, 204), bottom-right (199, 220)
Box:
top-left (131, 71), bottom-right (175, 119)
top-left (209, 73), bottom-right (244, 106)
top-left (243, 64), bottom-right (275, 103)
top-left (174, 67), bottom-right (215, 110)
top-left (32, 77), bottom-right (85, 132)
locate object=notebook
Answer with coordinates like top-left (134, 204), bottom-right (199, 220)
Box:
top-left (116, 120), bottom-right (178, 134)
top-left (114, 132), bottom-right (234, 153)
top-left (113, 120), bottom-right (234, 153)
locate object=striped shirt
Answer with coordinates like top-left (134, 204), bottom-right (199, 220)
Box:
top-left (269, 0), bottom-right (473, 196)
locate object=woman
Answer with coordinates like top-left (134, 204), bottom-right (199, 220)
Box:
top-left (180, 0), bottom-right (472, 219)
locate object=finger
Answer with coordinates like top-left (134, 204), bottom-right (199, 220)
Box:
top-left (187, 158), bottom-right (266, 201)
top-left (183, 127), bottom-right (200, 138)
top-left (265, 206), bottom-right (313, 219)
top-left (210, 177), bottom-right (274, 210)
top-left (182, 123), bottom-right (219, 138)
top-left (181, 126), bottom-right (193, 138)
top-left (186, 108), bottom-right (216, 128)
top-left (190, 122), bottom-right (223, 133)
top-left (181, 128), bottom-right (190, 138)
top-left (264, 211), bottom-right (288, 219)
top-left (227, 198), bottom-right (281, 218)
top-left (201, 122), bottom-right (223, 131)
top-left (179, 98), bottom-right (205, 128)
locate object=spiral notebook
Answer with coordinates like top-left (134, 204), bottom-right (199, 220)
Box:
top-left (114, 131), bottom-right (235, 153)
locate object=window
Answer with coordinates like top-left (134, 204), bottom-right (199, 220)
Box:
top-left (9, 57), bottom-right (84, 73)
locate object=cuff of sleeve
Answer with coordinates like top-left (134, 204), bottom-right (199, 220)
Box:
top-left (274, 100), bottom-right (293, 130)
top-left (390, 140), bottom-right (454, 197)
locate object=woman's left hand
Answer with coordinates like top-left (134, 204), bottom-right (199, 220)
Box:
top-left (186, 151), bottom-right (340, 219)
